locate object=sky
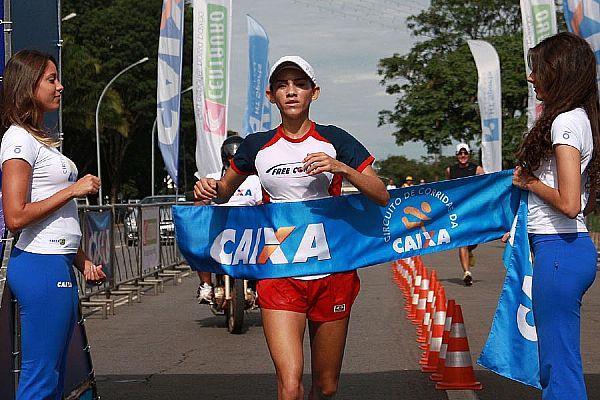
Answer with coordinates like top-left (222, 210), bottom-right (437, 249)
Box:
top-left (224, 0), bottom-right (431, 161)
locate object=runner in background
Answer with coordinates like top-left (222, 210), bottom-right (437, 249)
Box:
top-left (446, 143), bottom-right (483, 285)
top-left (402, 175), bottom-right (414, 187)
top-left (194, 55), bottom-right (389, 400)
top-left (195, 135), bottom-right (262, 304)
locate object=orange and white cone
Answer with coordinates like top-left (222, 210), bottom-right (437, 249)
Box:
top-left (435, 304), bottom-right (482, 390)
top-left (412, 266), bottom-right (429, 325)
top-left (421, 286), bottom-right (446, 372)
top-left (417, 270), bottom-right (437, 343)
top-left (430, 298), bottom-right (455, 382)
top-left (407, 264), bottom-right (423, 319)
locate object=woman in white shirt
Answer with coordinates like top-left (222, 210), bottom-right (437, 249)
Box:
top-left (1, 50), bottom-right (105, 400)
top-left (513, 33), bottom-right (598, 400)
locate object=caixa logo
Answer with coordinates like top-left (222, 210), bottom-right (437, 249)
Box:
top-left (210, 223), bottom-right (331, 265)
top-left (382, 186), bottom-right (460, 254)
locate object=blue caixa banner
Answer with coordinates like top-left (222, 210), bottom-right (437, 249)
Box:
top-left (174, 170), bottom-right (520, 279)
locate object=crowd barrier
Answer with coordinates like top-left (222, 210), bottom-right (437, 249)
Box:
top-left (76, 202), bottom-right (191, 317)
top-left (0, 201), bottom-right (191, 400)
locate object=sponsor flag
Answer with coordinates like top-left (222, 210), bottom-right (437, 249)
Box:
top-left (242, 15), bottom-right (271, 137)
top-left (564, 0), bottom-right (600, 94)
top-left (193, 0), bottom-right (232, 176)
top-left (157, 0), bottom-right (185, 186)
top-left (468, 40), bottom-right (503, 173)
top-left (520, 0), bottom-right (558, 128)
top-left (174, 170), bottom-right (521, 279)
top-left (478, 197), bottom-right (540, 388)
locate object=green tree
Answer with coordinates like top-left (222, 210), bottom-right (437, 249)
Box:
top-left (378, 0), bottom-right (528, 166)
top-left (61, 0), bottom-right (197, 202)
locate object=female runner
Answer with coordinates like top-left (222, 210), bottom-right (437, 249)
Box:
top-left (195, 56), bottom-right (389, 399)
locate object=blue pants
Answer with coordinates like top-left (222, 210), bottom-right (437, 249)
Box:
top-left (7, 248), bottom-right (79, 400)
top-left (531, 233), bottom-right (597, 400)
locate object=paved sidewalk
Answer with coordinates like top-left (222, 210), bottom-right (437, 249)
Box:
top-left (84, 241), bottom-right (600, 399)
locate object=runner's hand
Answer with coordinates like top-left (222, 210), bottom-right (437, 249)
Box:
top-left (303, 152), bottom-right (348, 176)
top-left (194, 178), bottom-right (218, 201)
top-left (501, 232), bottom-right (511, 243)
top-left (70, 174), bottom-right (101, 198)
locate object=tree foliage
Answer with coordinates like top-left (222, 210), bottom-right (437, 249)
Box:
top-left (61, 0), bottom-right (197, 202)
top-left (378, 0), bottom-right (528, 165)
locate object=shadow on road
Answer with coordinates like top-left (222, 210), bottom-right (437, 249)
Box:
top-left (95, 371), bottom-right (600, 400)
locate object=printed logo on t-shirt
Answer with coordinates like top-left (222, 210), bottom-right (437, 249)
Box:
top-left (265, 162), bottom-right (305, 178)
top-left (563, 131), bottom-right (570, 140)
top-left (57, 281), bottom-right (73, 288)
top-left (13, 146), bottom-right (22, 154)
top-left (333, 304), bottom-right (346, 313)
top-left (234, 188), bottom-right (254, 197)
top-left (49, 238), bottom-right (67, 246)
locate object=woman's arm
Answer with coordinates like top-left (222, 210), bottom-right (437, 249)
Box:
top-left (303, 152), bottom-right (389, 206)
top-left (513, 144), bottom-right (582, 219)
top-left (193, 167), bottom-right (247, 203)
top-left (2, 159), bottom-right (100, 231)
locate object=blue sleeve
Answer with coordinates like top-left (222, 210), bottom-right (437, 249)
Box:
top-left (316, 125), bottom-right (374, 171)
top-left (230, 130), bottom-right (276, 175)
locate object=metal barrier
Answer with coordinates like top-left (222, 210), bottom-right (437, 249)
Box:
top-left (76, 202), bottom-right (191, 316)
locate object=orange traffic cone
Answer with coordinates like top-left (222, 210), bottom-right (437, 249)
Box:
top-left (407, 264), bottom-right (423, 319)
top-left (419, 282), bottom-right (442, 358)
top-left (435, 304), bottom-right (482, 390)
top-left (412, 266), bottom-right (429, 325)
top-left (421, 286), bottom-right (446, 371)
top-left (430, 299), bottom-right (455, 382)
top-left (418, 270), bottom-right (438, 343)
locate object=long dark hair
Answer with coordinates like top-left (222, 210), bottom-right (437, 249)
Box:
top-left (516, 32), bottom-right (600, 184)
top-left (0, 49), bottom-right (61, 147)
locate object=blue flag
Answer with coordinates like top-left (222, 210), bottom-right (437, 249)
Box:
top-left (242, 15), bottom-right (271, 137)
top-left (478, 195), bottom-right (540, 388)
top-left (157, 0), bottom-right (185, 185)
top-left (174, 170), bottom-right (520, 279)
top-left (564, 1), bottom-right (600, 93)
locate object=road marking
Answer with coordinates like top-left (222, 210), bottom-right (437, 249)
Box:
top-left (446, 390), bottom-right (479, 400)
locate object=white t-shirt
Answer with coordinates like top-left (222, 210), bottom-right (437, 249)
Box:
top-left (1, 125), bottom-right (81, 253)
top-left (207, 172), bottom-right (262, 206)
top-left (528, 108), bottom-right (593, 234)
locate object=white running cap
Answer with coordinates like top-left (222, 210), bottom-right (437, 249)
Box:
top-left (456, 143), bottom-right (470, 153)
top-left (269, 56), bottom-right (317, 86)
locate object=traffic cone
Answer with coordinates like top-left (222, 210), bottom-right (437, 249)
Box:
top-left (417, 270), bottom-right (437, 343)
top-left (419, 281), bottom-right (441, 356)
top-left (412, 266), bottom-right (429, 325)
top-left (435, 304), bottom-right (482, 390)
top-left (407, 264), bottom-right (422, 319)
top-left (421, 286), bottom-right (446, 371)
top-left (430, 299), bottom-right (455, 382)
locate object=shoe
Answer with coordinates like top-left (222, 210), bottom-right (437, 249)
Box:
top-left (463, 271), bottom-right (473, 286)
top-left (468, 250), bottom-right (475, 268)
top-left (197, 283), bottom-right (214, 304)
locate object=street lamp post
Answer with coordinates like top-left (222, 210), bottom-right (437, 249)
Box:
top-left (152, 85), bottom-right (193, 196)
top-left (95, 56), bottom-right (149, 205)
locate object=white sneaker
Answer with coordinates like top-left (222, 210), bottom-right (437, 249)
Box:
top-left (197, 283), bottom-right (214, 304)
top-left (463, 271), bottom-right (473, 286)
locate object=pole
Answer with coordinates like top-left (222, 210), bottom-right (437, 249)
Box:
top-left (95, 56), bottom-right (149, 205)
top-left (152, 85), bottom-right (192, 197)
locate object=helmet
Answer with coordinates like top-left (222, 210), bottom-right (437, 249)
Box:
top-left (221, 135), bottom-right (243, 170)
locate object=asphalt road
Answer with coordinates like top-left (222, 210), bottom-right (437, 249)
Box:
top-left (85, 241), bottom-right (600, 399)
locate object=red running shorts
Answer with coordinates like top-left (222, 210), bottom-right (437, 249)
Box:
top-left (256, 271), bottom-right (360, 322)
